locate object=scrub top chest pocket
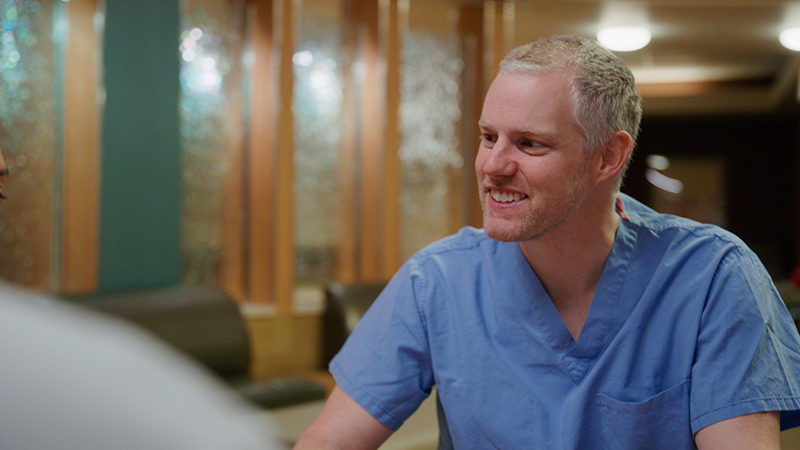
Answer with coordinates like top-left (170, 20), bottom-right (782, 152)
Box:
top-left (597, 380), bottom-right (694, 450)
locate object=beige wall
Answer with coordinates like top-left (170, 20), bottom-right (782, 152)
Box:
top-left (245, 313), bottom-right (325, 380)
top-left (784, 427), bottom-right (800, 449)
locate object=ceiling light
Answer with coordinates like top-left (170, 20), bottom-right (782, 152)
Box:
top-left (597, 26), bottom-right (651, 52)
top-left (780, 27), bottom-right (800, 51)
top-left (646, 154), bottom-right (670, 171)
top-left (646, 169), bottom-right (683, 194)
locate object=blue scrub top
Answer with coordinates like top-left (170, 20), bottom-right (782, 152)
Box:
top-left (331, 194), bottom-right (800, 449)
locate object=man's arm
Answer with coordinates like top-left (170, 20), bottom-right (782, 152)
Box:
top-left (694, 411), bottom-right (780, 450)
top-left (293, 385), bottom-right (393, 450)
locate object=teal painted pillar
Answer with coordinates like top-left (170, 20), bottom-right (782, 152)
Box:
top-left (100, 0), bottom-right (181, 289)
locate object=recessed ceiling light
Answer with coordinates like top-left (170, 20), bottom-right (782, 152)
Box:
top-left (646, 169), bottom-right (683, 194)
top-left (780, 27), bottom-right (800, 51)
top-left (646, 154), bottom-right (670, 171)
top-left (597, 26), bottom-right (652, 52)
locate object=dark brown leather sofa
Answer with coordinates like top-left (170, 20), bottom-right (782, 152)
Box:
top-left (64, 285), bottom-right (326, 409)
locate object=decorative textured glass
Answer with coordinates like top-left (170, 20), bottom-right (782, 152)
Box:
top-left (294, 13), bottom-right (343, 285)
top-left (400, 29), bottom-right (463, 260)
top-left (0, 0), bottom-right (59, 290)
top-left (179, 0), bottom-right (246, 285)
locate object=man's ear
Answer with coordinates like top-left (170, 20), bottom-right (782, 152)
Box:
top-left (596, 130), bottom-right (633, 184)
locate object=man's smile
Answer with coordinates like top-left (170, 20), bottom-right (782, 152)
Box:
top-left (489, 188), bottom-right (528, 203)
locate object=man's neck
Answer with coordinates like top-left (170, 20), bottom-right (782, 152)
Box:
top-left (518, 197), bottom-right (620, 340)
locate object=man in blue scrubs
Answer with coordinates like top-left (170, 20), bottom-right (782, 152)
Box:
top-left (294, 35), bottom-right (800, 449)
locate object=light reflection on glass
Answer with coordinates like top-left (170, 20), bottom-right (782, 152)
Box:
top-left (294, 13), bottom-right (343, 285)
top-left (0, 0), bottom-right (58, 289)
top-left (179, 0), bottom-right (246, 286)
top-left (400, 29), bottom-right (463, 260)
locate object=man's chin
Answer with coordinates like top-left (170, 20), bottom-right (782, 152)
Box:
top-left (483, 223), bottom-right (525, 243)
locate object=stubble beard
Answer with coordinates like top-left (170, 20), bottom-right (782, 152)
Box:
top-left (482, 195), bottom-right (578, 243)
top-left (480, 162), bottom-right (594, 243)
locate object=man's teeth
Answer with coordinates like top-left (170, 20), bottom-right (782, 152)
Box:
top-left (490, 190), bottom-right (526, 203)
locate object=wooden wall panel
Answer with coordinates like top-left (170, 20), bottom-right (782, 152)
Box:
top-left (335, 8), bottom-right (358, 284)
top-left (245, 0), bottom-right (296, 313)
top-left (381, 0), bottom-right (405, 279)
top-left (273, 0), bottom-right (297, 314)
top-left (240, 0), bottom-right (495, 303)
top-left (62, 0), bottom-right (100, 293)
top-left (459, 4), bottom-right (486, 229)
top-left (220, 0), bottom-right (248, 302)
top-left (357, 0), bottom-right (383, 283)
top-left (337, 0), bottom-right (406, 284)
top-left (483, 1), bottom-right (514, 88)
top-left (247, 0), bottom-right (276, 304)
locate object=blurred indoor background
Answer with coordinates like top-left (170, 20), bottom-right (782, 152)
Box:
top-left (2, 0), bottom-right (800, 446)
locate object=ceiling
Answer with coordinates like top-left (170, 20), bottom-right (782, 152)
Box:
top-left (506, 0), bottom-right (800, 116)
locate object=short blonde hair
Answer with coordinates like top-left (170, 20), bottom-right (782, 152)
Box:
top-left (500, 35), bottom-right (642, 186)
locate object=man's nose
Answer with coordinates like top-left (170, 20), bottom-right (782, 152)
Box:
top-left (482, 139), bottom-right (517, 177)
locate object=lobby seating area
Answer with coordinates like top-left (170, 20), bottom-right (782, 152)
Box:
top-left (65, 286), bottom-right (327, 410)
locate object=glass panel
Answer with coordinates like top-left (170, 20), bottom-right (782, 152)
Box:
top-left (0, 0), bottom-right (59, 290)
top-left (399, 27), bottom-right (463, 260)
top-left (179, 0), bottom-right (246, 285)
top-left (294, 2), bottom-right (343, 286)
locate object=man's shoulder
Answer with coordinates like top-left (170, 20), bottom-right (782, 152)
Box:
top-left (620, 193), bottom-right (745, 248)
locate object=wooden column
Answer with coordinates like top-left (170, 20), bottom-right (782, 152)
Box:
top-left (381, 0), bottom-right (405, 279)
top-left (335, 2), bottom-right (358, 284)
top-left (335, 0), bottom-right (402, 283)
top-left (220, 0), bottom-right (248, 302)
top-left (62, 0), bottom-right (100, 293)
top-left (247, 0), bottom-right (276, 305)
top-left (458, 3), bottom-right (485, 230)
top-left (246, 0), bottom-right (296, 312)
top-left (339, 0), bottom-right (402, 284)
top-left (357, 0), bottom-right (383, 283)
top-left (273, 0), bottom-right (297, 313)
top-left (483, 0), bottom-right (514, 88)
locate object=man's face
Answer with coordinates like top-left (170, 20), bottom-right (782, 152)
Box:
top-left (475, 70), bottom-right (600, 243)
top-left (0, 145), bottom-right (7, 200)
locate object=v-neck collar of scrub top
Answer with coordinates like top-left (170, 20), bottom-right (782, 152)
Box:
top-left (497, 198), bottom-right (638, 384)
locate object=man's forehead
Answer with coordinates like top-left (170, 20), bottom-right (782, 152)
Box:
top-left (484, 93), bottom-right (541, 113)
top-left (489, 72), bottom-right (570, 106)
top-left (481, 90), bottom-right (570, 129)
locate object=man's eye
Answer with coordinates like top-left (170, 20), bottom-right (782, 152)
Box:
top-left (519, 139), bottom-right (546, 152)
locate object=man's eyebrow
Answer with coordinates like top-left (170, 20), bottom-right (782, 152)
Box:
top-left (511, 127), bottom-right (536, 136)
top-left (479, 122), bottom-right (543, 138)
